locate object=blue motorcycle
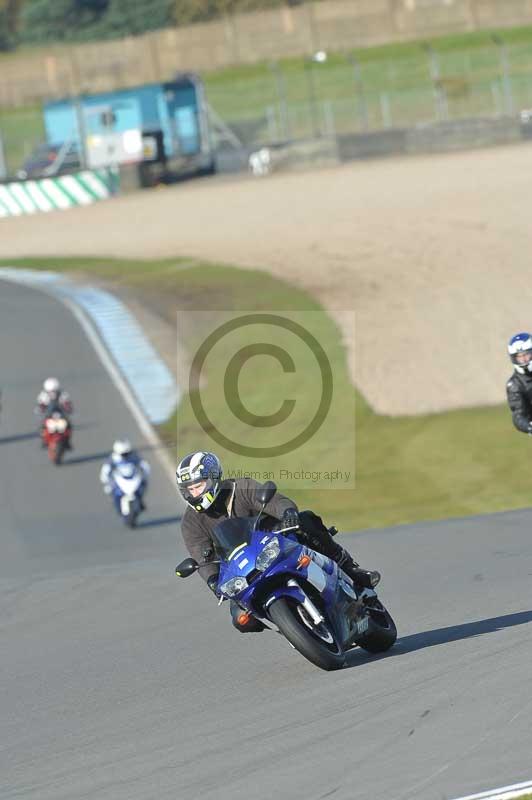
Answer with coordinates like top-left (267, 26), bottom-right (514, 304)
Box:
top-left (176, 481), bottom-right (397, 671)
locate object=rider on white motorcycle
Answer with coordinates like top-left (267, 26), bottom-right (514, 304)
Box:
top-left (100, 439), bottom-right (150, 509)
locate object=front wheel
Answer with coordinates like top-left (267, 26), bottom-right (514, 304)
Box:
top-left (355, 600), bottom-right (397, 654)
top-left (50, 440), bottom-right (65, 465)
top-left (124, 508), bottom-right (139, 528)
top-left (268, 598), bottom-right (345, 671)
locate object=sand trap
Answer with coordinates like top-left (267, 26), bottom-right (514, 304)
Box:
top-left (2, 143), bottom-right (531, 414)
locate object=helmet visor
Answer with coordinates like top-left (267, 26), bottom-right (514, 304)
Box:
top-left (177, 476), bottom-right (217, 508)
top-left (512, 350), bottom-right (532, 366)
top-left (186, 479), bottom-right (208, 498)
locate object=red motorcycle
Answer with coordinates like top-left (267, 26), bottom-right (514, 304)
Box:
top-left (42, 410), bottom-right (72, 465)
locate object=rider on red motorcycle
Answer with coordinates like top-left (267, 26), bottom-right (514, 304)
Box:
top-left (36, 377), bottom-right (73, 416)
top-left (36, 378), bottom-right (73, 449)
top-left (41, 403), bottom-right (72, 461)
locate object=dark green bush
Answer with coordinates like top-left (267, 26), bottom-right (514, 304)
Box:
top-left (4, 0), bottom-right (305, 48)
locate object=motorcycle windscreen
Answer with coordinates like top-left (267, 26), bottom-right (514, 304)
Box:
top-left (212, 517), bottom-right (260, 560)
top-left (115, 461), bottom-right (138, 478)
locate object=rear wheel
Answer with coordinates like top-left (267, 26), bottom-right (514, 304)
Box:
top-left (268, 598), bottom-right (345, 671)
top-left (355, 600), bottom-right (397, 654)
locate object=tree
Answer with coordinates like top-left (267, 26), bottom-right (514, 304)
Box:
top-left (0, 0), bottom-right (23, 50)
top-left (16, 0), bottom-right (314, 45)
top-left (98, 0), bottom-right (175, 37)
top-left (76, 0), bottom-right (109, 8)
top-left (173, 0), bottom-right (302, 27)
top-left (20, 0), bottom-right (78, 42)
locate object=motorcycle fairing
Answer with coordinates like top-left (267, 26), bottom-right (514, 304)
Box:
top-left (111, 466), bottom-right (145, 517)
top-left (215, 528), bottom-right (366, 650)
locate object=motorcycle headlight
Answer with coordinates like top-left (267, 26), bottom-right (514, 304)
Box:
top-left (256, 536), bottom-right (280, 571)
top-left (219, 576), bottom-right (248, 597)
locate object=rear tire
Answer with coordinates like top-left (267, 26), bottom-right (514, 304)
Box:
top-left (356, 601), bottom-right (397, 654)
top-left (268, 598), bottom-right (345, 671)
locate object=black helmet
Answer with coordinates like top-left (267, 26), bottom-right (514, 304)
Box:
top-left (176, 451), bottom-right (223, 512)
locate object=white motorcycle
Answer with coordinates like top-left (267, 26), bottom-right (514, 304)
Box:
top-left (109, 461), bottom-right (147, 528)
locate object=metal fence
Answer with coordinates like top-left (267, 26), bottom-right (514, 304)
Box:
top-left (204, 40), bottom-right (532, 146)
top-left (211, 47), bottom-right (532, 148)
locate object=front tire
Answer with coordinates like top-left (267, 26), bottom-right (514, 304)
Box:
top-left (52, 440), bottom-right (65, 465)
top-left (124, 510), bottom-right (138, 528)
top-left (268, 598), bottom-right (345, 671)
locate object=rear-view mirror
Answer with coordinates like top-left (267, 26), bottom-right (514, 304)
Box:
top-left (175, 558), bottom-right (199, 578)
top-left (256, 480), bottom-right (277, 506)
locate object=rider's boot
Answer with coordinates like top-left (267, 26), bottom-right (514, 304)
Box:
top-left (297, 511), bottom-right (381, 588)
top-left (331, 545), bottom-right (381, 589)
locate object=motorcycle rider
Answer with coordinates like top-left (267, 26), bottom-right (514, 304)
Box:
top-left (36, 377), bottom-right (73, 416)
top-left (36, 378), bottom-right (73, 448)
top-left (176, 451), bottom-right (380, 633)
top-left (506, 333), bottom-right (532, 433)
top-left (99, 439), bottom-right (151, 509)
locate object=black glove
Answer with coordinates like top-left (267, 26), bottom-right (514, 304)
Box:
top-left (207, 574), bottom-right (221, 597)
top-left (282, 508), bottom-right (299, 529)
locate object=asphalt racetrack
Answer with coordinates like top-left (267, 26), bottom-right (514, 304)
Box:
top-left (2, 280), bottom-right (532, 800)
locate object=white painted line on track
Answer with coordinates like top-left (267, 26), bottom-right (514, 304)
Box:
top-left (0, 268), bottom-right (178, 424)
top-left (0, 269), bottom-right (179, 490)
top-left (452, 779), bottom-right (532, 800)
top-left (61, 295), bottom-right (178, 486)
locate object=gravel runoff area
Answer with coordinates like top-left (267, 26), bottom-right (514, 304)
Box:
top-left (2, 143), bottom-right (531, 415)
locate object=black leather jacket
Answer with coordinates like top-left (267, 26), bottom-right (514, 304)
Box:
top-left (506, 371), bottom-right (532, 433)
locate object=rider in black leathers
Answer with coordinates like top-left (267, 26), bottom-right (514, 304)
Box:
top-left (176, 451), bottom-right (379, 633)
top-left (506, 332), bottom-right (532, 433)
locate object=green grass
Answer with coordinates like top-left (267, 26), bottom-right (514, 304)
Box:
top-left (2, 255), bottom-right (531, 533)
top-left (0, 105), bottom-right (45, 177)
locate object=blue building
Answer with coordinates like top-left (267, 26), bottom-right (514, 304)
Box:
top-left (43, 74), bottom-right (214, 182)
